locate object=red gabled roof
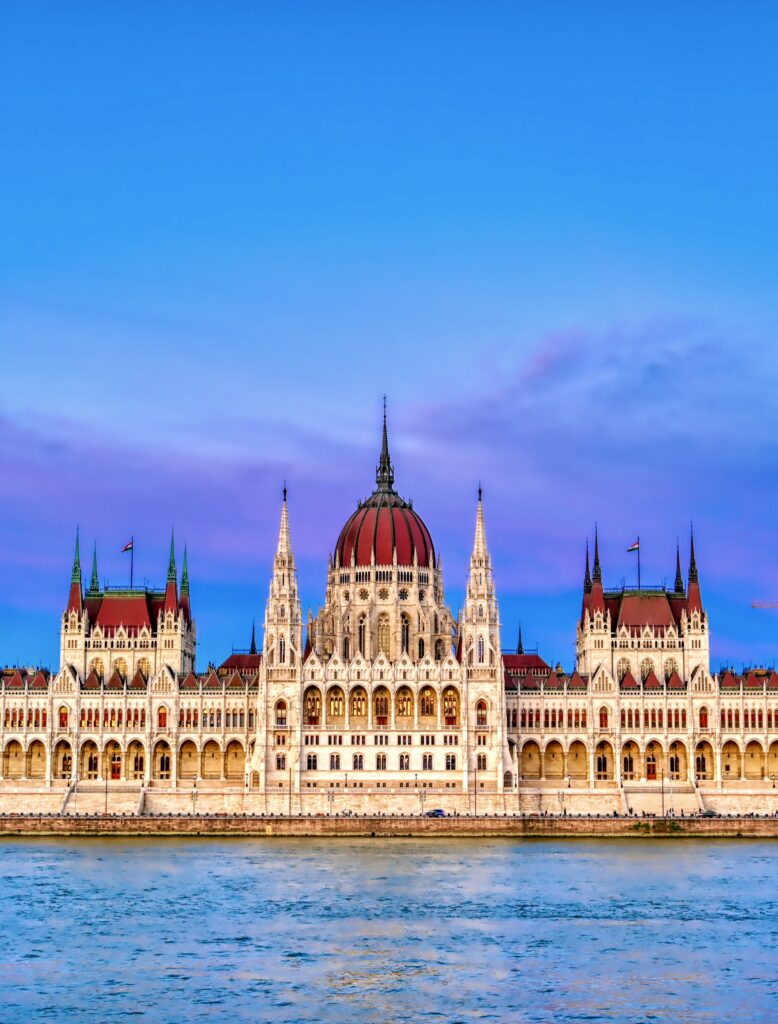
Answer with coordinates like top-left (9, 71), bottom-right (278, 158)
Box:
top-left (5, 670), bottom-right (25, 689)
top-left (567, 671), bottom-right (588, 689)
top-left (105, 670), bottom-right (124, 690)
top-left (179, 671), bottom-right (199, 691)
top-left (226, 670), bottom-right (246, 690)
top-left (620, 671), bottom-right (639, 690)
top-left (743, 671), bottom-right (763, 690)
top-left (129, 670), bottom-right (147, 690)
top-left (502, 653), bottom-right (551, 672)
top-left (719, 670), bottom-right (739, 689)
top-left (95, 594), bottom-right (152, 633)
top-left (219, 653), bottom-right (262, 673)
top-left (767, 671), bottom-right (778, 691)
top-left (203, 670), bottom-right (222, 690)
top-left (618, 594), bottom-right (675, 629)
top-left (666, 670), bottom-right (685, 690)
top-left (29, 671), bottom-right (49, 690)
top-left (82, 670), bottom-right (102, 690)
top-left (643, 670), bottom-right (662, 690)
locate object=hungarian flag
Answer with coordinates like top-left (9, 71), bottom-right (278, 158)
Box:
top-left (121, 539), bottom-right (134, 553)
top-left (626, 539), bottom-right (640, 553)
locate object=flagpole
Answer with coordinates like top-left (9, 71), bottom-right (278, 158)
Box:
top-left (637, 535), bottom-right (641, 590)
top-left (130, 536), bottom-right (134, 590)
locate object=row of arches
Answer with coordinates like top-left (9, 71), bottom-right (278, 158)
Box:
top-left (296, 686), bottom-right (486, 728)
top-left (30, 705), bottom-right (255, 733)
top-left (3, 707), bottom-right (47, 729)
top-left (519, 738), bottom-right (778, 782)
top-left (0, 739), bottom-right (247, 782)
top-left (291, 752), bottom-right (466, 772)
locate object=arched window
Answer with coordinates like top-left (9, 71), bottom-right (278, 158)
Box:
top-left (343, 636), bottom-right (350, 660)
top-left (420, 688), bottom-right (436, 717)
top-left (330, 753), bottom-right (340, 770)
top-left (350, 689), bottom-right (366, 716)
top-left (477, 753), bottom-right (487, 770)
top-left (434, 639), bottom-right (444, 661)
top-left (418, 638), bottom-right (425, 660)
top-left (477, 636), bottom-right (485, 664)
top-left (669, 754), bottom-right (680, 777)
top-left (306, 753), bottom-right (318, 771)
top-left (422, 753), bottom-right (433, 770)
top-left (158, 706), bottom-right (167, 729)
top-left (399, 753), bottom-right (409, 770)
top-left (401, 615), bottom-right (410, 654)
top-left (445, 754), bottom-right (456, 771)
top-left (358, 616), bottom-right (367, 655)
top-left (623, 751), bottom-right (634, 776)
top-left (58, 706), bottom-right (69, 729)
top-left (520, 709), bottom-right (527, 728)
top-left (378, 615), bottom-right (390, 655)
top-left (476, 700), bottom-right (488, 728)
top-left (328, 689), bottom-right (344, 717)
top-left (599, 706), bottom-right (608, 729)
top-left (376, 753), bottom-right (386, 770)
top-left (353, 753), bottom-right (364, 770)
top-left (276, 754), bottom-right (286, 770)
top-left (279, 637), bottom-right (286, 664)
top-left (695, 753), bottom-right (707, 776)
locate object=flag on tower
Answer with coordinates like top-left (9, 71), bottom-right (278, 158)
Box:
top-left (121, 539), bottom-right (134, 553)
top-left (626, 539), bottom-right (640, 553)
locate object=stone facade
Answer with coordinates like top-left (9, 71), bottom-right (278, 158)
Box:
top-left (2, 414), bottom-right (778, 817)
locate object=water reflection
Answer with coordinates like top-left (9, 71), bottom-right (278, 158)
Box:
top-left (0, 839), bottom-right (776, 1022)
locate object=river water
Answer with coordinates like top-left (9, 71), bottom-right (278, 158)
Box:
top-left (0, 838), bottom-right (776, 1022)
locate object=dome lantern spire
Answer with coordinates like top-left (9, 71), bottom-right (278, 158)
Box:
top-left (375, 396), bottom-right (395, 492)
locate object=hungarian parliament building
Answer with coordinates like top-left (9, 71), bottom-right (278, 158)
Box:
top-left (1, 414), bottom-right (776, 817)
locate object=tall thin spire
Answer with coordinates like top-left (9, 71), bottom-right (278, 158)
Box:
top-left (517, 622), bottom-right (524, 655)
top-left (584, 539), bottom-right (592, 592)
top-left (277, 483), bottom-right (291, 556)
top-left (89, 542), bottom-right (99, 592)
top-left (689, 523), bottom-right (698, 583)
top-left (167, 529), bottom-right (177, 582)
top-left (674, 540), bottom-right (684, 593)
top-left (250, 619), bottom-right (257, 655)
top-left (71, 526), bottom-right (82, 583)
top-left (375, 396), bottom-right (395, 491)
top-left (181, 544), bottom-right (189, 594)
top-left (473, 484), bottom-right (488, 559)
top-left (592, 525), bottom-right (602, 583)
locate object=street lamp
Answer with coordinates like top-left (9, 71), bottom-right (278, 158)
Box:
top-left (192, 775), bottom-right (198, 815)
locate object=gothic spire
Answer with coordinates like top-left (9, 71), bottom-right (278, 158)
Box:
top-left (472, 484), bottom-right (488, 560)
top-left (250, 619), bottom-right (257, 655)
top-left (584, 539), bottom-right (592, 592)
top-left (517, 622), bottom-right (524, 655)
top-left (674, 540), bottom-right (684, 593)
top-left (689, 524), bottom-right (698, 583)
top-left (89, 542), bottom-right (99, 592)
top-left (277, 483), bottom-right (291, 557)
top-left (375, 396), bottom-right (395, 492)
top-left (71, 526), bottom-right (82, 584)
top-left (167, 529), bottom-right (177, 582)
top-left (181, 544), bottom-right (189, 594)
top-left (592, 525), bottom-right (602, 583)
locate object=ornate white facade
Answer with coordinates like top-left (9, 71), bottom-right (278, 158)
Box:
top-left (2, 414), bottom-right (778, 816)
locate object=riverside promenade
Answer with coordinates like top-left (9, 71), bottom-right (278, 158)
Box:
top-left (1, 813), bottom-right (777, 838)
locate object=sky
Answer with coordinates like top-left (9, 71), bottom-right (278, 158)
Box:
top-left (2, 2), bottom-right (778, 671)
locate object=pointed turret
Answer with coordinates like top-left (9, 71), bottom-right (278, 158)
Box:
top-left (179, 544), bottom-right (191, 622)
top-left (88, 542), bottom-right (99, 593)
top-left (250, 619), bottom-right (257, 655)
top-left (584, 539), bottom-right (592, 593)
top-left (264, 485), bottom-right (302, 666)
top-left (163, 528), bottom-right (179, 614)
top-left (472, 484), bottom-right (488, 561)
top-left (461, 486), bottom-right (500, 668)
top-left (674, 540), bottom-right (684, 593)
top-left (687, 525), bottom-right (702, 613)
top-left (375, 396), bottom-right (395, 492)
top-left (67, 526), bottom-right (83, 614)
top-left (589, 525), bottom-right (605, 615)
top-left (517, 623), bottom-right (524, 655)
top-left (592, 526), bottom-right (602, 583)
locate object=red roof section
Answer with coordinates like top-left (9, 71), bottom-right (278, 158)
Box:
top-left (335, 494), bottom-right (434, 568)
top-left (618, 595), bottom-right (675, 629)
top-left (219, 653), bottom-right (262, 673)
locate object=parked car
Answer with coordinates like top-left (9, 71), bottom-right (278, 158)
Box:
top-left (424, 808), bottom-right (446, 818)
top-left (700, 809), bottom-right (716, 818)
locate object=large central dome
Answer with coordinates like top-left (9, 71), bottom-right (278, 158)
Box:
top-left (334, 409), bottom-right (435, 569)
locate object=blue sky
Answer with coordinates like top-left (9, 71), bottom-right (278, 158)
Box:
top-left (2, 2), bottom-right (778, 670)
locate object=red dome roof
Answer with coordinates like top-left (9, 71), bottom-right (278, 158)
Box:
top-left (334, 405), bottom-right (435, 568)
top-left (336, 492), bottom-right (434, 568)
